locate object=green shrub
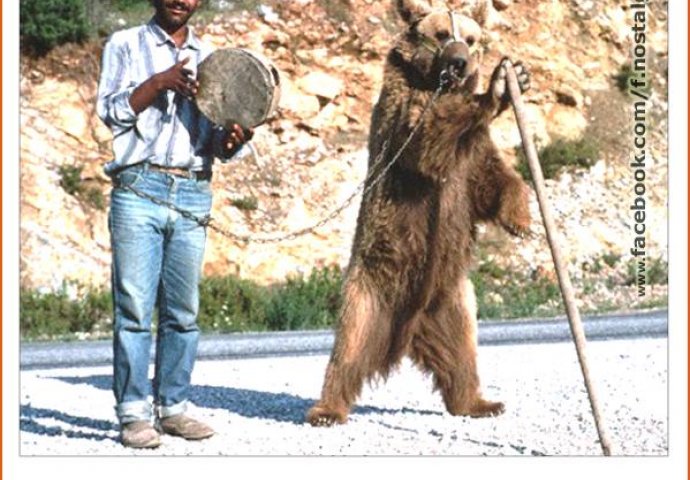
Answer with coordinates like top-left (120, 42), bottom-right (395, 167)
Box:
top-left (265, 266), bottom-right (343, 330)
top-left (625, 257), bottom-right (668, 286)
top-left (647, 258), bottom-right (668, 285)
top-left (231, 196), bottom-right (259, 211)
top-left (111, 0), bottom-right (148, 8)
top-left (602, 252), bottom-right (622, 268)
top-left (20, 286), bottom-right (111, 339)
top-left (588, 252), bottom-right (622, 275)
top-left (58, 164), bottom-right (83, 196)
top-left (471, 260), bottom-right (562, 319)
top-left (614, 63), bottom-right (652, 96)
top-left (58, 164), bottom-right (106, 210)
top-left (197, 275), bottom-right (270, 332)
top-left (177, 266), bottom-right (344, 332)
top-left (21, 0), bottom-right (90, 56)
top-left (516, 137), bottom-right (599, 181)
top-left (323, 0), bottom-right (353, 24)
top-left (83, 187), bottom-right (106, 210)
top-left (21, 267), bottom-right (345, 339)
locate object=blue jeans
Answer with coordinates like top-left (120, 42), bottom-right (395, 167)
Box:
top-left (109, 164), bottom-right (212, 424)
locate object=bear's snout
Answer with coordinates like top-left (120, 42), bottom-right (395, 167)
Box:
top-left (440, 41), bottom-right (471, 80)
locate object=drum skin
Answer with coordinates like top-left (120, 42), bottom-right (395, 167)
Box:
top-left (196, 48), bottom-right (281, 129)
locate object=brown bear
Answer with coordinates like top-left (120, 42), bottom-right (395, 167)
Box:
top-left (306, 0), bottom-right (532, 426)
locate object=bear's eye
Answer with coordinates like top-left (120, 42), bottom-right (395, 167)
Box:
top-left (435, 30), bottom-right (450, 41)
top-left (466, 36), bottom-right (476, 47)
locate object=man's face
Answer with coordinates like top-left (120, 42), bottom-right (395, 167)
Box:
top-left (153, 0), bottom-right (201, 30)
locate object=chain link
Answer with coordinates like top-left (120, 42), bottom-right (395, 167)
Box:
top-left (121, 84), bottom-right (445, 244)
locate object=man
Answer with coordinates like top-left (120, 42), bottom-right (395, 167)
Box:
top-left (96, 0), bottom-right (249, 448)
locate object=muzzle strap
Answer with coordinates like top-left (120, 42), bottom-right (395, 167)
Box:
top-left (418, 10), bottom-right (464, 55)
top-left (449, 10), bottom-right (461, 43)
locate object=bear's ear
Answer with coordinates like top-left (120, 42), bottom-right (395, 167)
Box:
top-left (455, 0), bottom-right (489, 27)
top-left (471, 0), bottom-right (489, 27)
top-left (396, 0), bottom-right (431, 26)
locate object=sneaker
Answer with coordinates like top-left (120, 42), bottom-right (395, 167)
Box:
top-left (120, 421), bottom-right (161, 449)
top-left (158, 414), bottom-right (215, 440)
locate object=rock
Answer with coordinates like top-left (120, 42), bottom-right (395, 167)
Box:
top-left (490, 102), bottom-right (551, 150)
top-left (256, 5), bottom-right (280, 24)
top-left (554, 85), bottom-right (583, 108)
top-left (300, 103), bottom-right (342, 132)
top-left (17, 0), bottom-right (669, 300)
top-left (545, 104), bottom-right (588, 140)
top-left (261, 30), bottom-right (289, 47)
top-left (296, 72), bottom-right (344, 102)
top-left (279, 77), bottom-right (321, 117)
top-left (492, 0), bottom-right (511, 11)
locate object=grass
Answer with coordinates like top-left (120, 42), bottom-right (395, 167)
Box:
top-left (231, 195), bottom-right (259, 211)
top-left (20, 286), bottom-right (112, 340)
top-left (624, 256), bottom-right (668, 286)
top-left (323, 0), bottom-right (353, 24)
top-left (86, 0), bottom-right (271, 37)
top-left (197, 266), bottom-right (343, 332)
top-left (471, 259), bottom-right (563, 320)
top-left (264, 266), bottom-right (343, 331)
top-left (20, 253), bottom-right (669, 340)
top-left (516, 136), bottom-right (599, 182)
top-left (26, 260), bottom-right (560, 340)
top-left (21, 266), bottom-right (344, 340)
top-left (613, 63), bottom-right (652, 97)
top-left (58, 164), bottom-right (106, 210)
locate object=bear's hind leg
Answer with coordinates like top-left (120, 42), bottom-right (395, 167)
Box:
top-left (411, 278), bottom-right (504, 418)
top-left (307, 270), bottom-right (388, 427)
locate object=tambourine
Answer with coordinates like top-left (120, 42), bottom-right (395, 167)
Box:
top-left (196, 48), bottom-right (281, 129)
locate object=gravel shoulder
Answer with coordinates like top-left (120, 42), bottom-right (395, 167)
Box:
top-left (20, 337), bottom-right (667, 456)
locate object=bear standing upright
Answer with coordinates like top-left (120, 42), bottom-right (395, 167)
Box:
top-left (307, 0), bottom-right (532, 426)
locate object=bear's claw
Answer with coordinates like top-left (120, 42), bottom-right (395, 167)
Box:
top-left (306, 405), bottom-right (348, 427)
top-left (491, 57), bottom-right (531, 102)
top-left (468, 400), bottom-right (506, 418)
top-left (505, 223), bottom-right (531, 239)
top-left (447, 399), bottom-right (506, 418)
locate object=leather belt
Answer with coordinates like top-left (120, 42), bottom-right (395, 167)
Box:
top-left (148, 164), bottom-right (212, 181)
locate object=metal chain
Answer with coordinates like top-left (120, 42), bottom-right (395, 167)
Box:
top-left (122, 84), bottom-right (445, 244)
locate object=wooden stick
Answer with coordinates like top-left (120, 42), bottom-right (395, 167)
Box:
top-left (505, 65), bottom-right (614, 456)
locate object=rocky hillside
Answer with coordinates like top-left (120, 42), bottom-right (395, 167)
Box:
top-left (20, 0), bottom-right (668, 313)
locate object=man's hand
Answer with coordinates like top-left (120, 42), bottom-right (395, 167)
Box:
top-left (224, 123), bottom-right (254, 156)
top-left (154, 57), bottom-right (199, 97)
top-left (129, 57), bottom-right (198, 113)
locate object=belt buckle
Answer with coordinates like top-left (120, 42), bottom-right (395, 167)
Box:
top-left (151, 165), bottom-right (191, 179)
top-left (177, 168), bottom-right (194, 179)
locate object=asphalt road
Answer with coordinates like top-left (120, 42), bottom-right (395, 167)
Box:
top-left (18, 310), bottom-right (668, 456)
top-left (20, 309), bottom-right (667, 369)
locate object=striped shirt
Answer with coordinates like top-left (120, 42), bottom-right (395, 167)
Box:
top-left (96, 18), bottom-right (230, 175)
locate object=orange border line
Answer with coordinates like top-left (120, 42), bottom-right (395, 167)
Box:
top-left (1, 0), bottom-right (4, 476)
top-left (1, 0), bottom-right (4, 471)
top-left (684, 0), bottom-right (690, 472)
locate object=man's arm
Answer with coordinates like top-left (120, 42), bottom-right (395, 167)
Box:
top-left (97, 35), bottom-right (200, 132)
top-left (96, 35), bottom-right (137, 133)
top-left (213, 123), bottom-right (254, 161)
top-left (129, 57), bottom-right (199, 114)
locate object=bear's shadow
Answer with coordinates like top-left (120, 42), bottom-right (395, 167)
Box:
top-left (21, 374), bottom-right (441, 438)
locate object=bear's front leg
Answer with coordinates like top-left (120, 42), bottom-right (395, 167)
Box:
top-left (497, 175), bottom-right (532, 238)
top-left (472, 148), bottom-right (532, 238)
top-left (486, 58), bottom-right (530, 118)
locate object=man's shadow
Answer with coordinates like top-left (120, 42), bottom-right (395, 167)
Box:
top-left (20, 404), bottom-right (119, 442)
top-left (21, 375), bottom-right (441, 439)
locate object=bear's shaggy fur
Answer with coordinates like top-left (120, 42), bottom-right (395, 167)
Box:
top-left (307, 0), bottom-right (532, 426)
